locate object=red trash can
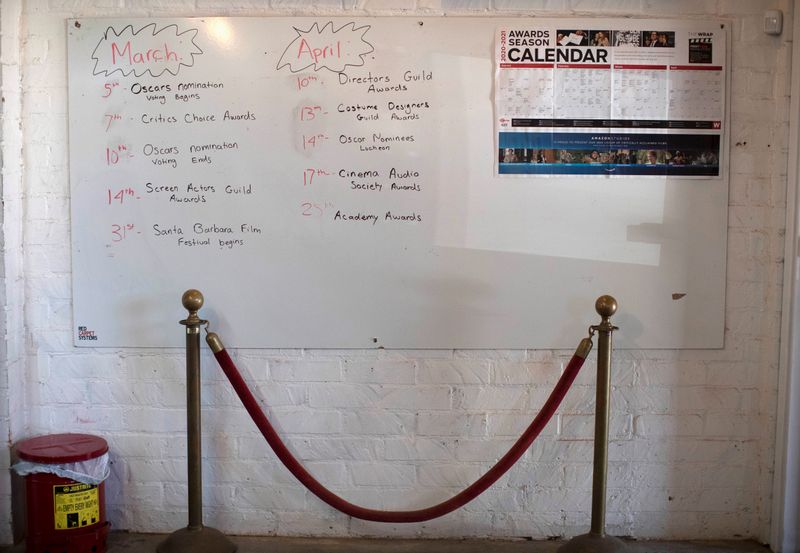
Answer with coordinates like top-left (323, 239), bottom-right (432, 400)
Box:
top-left (15, 433), bottom-right (110, 553)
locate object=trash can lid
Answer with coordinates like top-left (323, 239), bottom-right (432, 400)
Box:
top-left (16, 433), bottom-right (108, 464)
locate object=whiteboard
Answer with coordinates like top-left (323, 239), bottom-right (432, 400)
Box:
top-left (67, 17), bottom-right (729, 349)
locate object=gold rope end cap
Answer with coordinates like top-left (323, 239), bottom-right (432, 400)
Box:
top-left (575, 337), bottom-right (593, 359)
top-left (206, 332), bottom-right (225, 353)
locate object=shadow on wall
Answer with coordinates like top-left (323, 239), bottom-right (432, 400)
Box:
top-left (9, 446), bottom-right (26, 544)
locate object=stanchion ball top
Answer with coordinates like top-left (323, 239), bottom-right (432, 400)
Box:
top-left (595, 295), bottom-right (618, 318)
top-left (182, 289), bottom-right (204, 312)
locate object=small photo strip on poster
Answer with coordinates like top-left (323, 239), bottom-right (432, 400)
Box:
top-left (689, 32), bottom-right (713, 63)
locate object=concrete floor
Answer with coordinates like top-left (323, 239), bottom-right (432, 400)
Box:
top-left (0, 532), bottom-right (773, 553)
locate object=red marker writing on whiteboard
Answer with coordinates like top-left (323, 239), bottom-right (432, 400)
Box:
top-left (277, 22), bottom-right (373, 74)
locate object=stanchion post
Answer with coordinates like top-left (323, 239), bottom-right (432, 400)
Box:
top-left (558, 295), bottom-right (628, 553)
top-left (157, 290), bottom-right (237, 553)
top-left (185, 290), bottom-right (203, 530)
top-left (591, 295), bottom-right (615, 537)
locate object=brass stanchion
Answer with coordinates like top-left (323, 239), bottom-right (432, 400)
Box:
top-left (558, 295), bottom-right (628, 553)
top-left (157, 290), bottom-right (237, 553)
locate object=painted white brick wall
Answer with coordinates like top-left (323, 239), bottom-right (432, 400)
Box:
top-left (0, 0), bottom-right (793, 545)
top-left (1, 0), bottom-right (27, 544)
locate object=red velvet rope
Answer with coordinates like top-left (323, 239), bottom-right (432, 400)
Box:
top-left (213, 346), bottom-right (587, 523)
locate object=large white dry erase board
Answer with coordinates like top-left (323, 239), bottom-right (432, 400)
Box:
top-left (68, 17), bottom-right (729, 349)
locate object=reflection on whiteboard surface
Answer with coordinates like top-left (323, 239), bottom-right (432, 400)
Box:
top-left (68, 17), bottom-right (729, 349)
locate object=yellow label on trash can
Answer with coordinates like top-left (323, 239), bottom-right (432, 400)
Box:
top-left (53, 483), bottom-right (100, 530)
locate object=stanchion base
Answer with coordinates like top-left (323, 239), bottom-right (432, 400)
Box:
top-left (157, 526), bottom-right (237, 553)
top-left (557, 532), bottom-right (629, 553)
